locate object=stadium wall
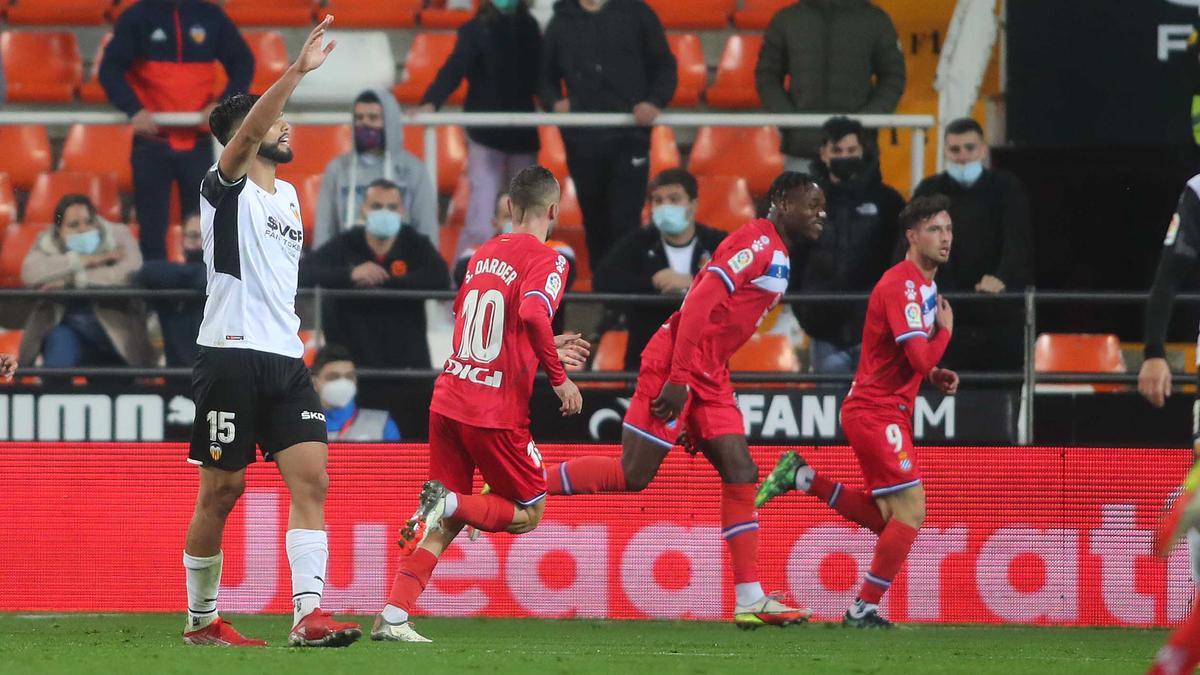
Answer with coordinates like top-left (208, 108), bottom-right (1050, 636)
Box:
top-left (0, 443), bottom-right (1193, 626)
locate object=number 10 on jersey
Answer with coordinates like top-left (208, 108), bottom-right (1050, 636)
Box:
top-left (457, 289), bottom-right (505, 363)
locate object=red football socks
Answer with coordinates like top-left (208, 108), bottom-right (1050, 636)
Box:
top-left (449, 493), bottom-right (515, 533)
top-left (386, 547), bottom-right (437, 613)
top-left (1147, 605), bottom-right (1200, 675)
top-left (546, 457), bottom-right (627, 495)
top-left (810, 473), bottom-right (886, 534)
top-left (859, 519), bottom-right (920, 604)
top-left (720, 483), bottom-right (760, 585)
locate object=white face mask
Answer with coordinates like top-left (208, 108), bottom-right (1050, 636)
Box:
top-left (320, 377), bottom-right (357, 409)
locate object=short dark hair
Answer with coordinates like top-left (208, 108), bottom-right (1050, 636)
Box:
top-left (209, 94), bottom-right (259, 145)
top-left (649, 168), bottom-right (698, 201)
top-left (821, 115), bottom-right (864, 147)
top-left (508, 165), bottom-right (560, 215)
top-left (767, 171), bottom-right (817, 207)
top-left (311, 344), bottom-right (355, 375)
top-left (945, 117), bottom-right (984, 137)
top-left (366, 178), bottom-right (402, 195)
top-left (900, 194), bottom-right (952, 230)
top-left (54, 194), bottom-right (96, 228)
top-left (354, 90), bottom-right (382, 106)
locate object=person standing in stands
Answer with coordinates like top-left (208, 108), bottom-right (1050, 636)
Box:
top-left (100, 0), bottom-right (253, 261)
top-left (414, 0), bottom-right (542, 258)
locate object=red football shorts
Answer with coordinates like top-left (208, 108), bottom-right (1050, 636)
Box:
top-left (841, 405), bottom-right (923, 497)
top-left (428, 411), bottom-right (547, 506)
top-left (622, 331), bottom-right (744, 449)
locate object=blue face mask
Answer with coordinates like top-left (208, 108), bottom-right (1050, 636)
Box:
top-left (492, 0), bottom-right (519, 12)
top-left (365, 209), bottom-right (402, 239)
top-left (652, 204), bottom-right (690, 235)
top-left (499, 220), bottom-right (513, 234)
top-left (946, 160), bottom-right (984, 187)
top-left (65, 229), bottom-right (102, 255)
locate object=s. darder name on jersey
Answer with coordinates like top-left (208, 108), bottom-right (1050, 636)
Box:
top-left (474, 258), bottom-right (518, 285)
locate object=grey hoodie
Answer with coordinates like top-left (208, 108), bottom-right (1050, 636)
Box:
top-left (313, 87), bottom-right (439, 247)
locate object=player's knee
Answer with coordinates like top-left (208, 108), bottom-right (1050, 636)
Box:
top-left (624, 470), bottom-right (654, 492)
top-left (300, 469), bottom-right (330, 503)
top-left (200, 479), bottom-right (244, 516)
top-left (508, 502), bottom-right (544, 534)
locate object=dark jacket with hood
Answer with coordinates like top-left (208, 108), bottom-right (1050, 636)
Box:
top-left (755, 0), bottom-right (906, 158)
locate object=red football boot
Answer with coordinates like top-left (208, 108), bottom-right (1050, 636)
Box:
top-left (182, 617), bottom-right (267, 647)
top-left (288, 609), bottom-right (363, 648)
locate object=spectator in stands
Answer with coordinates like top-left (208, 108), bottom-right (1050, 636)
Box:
top-left (136, 211), bottom-right (206, 367)
top-left (99, 0), bottom-right (253, 261)
top-left (755, 0), bottom-right (906, 171)
top-left (311, 345), bottom-right (402, 442)
top-left (315, 89), bottom-right (438, 248)
top-left (19, 195), bottom-right (155, 369)
top-left (413, 0), bottom-right (542, 258)
top-left (593, 169), bottom-right (726, 371)
top-left (913, 117), bottom-right (1033, 371)
top-left (796, 116), bottom-right (904, 373)
top-left (539, 0), bottom-right (677, 264)
top-left (301, 179), bottom-right (450, 370)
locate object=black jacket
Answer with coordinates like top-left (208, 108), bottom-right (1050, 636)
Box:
top-left (421, 5), bottom-right (541, 154)
top-left (594, 223), bottom-right (727, 370)
top-left (797, 162), bottom-right (904, 347)
top-left (300, 226), bottom-right (450, 369)
top-left (539, 0), bottom-right (676, 141)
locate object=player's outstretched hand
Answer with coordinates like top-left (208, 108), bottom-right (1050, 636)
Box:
top-left (936, 295), bottom-right (954, 335)
top-left (0, 353), bottom-right (17, 381)
top-left (1138, 357), bottom-right (1172, 408)
top-left (652, 381), bottom-right (688, 421)
top-left (555, 332), bottom-right (591, 370)
top-left (929, 367), bottom-right (959, 395)
top-left (553, 378), bottom-right (583, 416)
top-left (294, 15), bottom-right (336, 74)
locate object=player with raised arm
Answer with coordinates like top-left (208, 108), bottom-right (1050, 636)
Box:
top-left (542, 172), bottom-right (825, 629)
top-left (372, 166), bottom-right (587, 643)
top-left (757, 194), bottom-right (959, 629)
top-left (180, 17), bottom-right (362, 648)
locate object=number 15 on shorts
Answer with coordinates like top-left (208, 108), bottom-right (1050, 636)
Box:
top-left (208, 411), bottom-right (236, 443)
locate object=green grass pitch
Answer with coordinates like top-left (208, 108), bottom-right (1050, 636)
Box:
top-left (0, 613), bottom-right (1171, 674)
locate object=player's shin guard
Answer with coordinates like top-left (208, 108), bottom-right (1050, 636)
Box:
top-left (809, 473), bottom-right (886, 534)
top-left (183, 550), bottom-right (222, 630)
top-left (721, 483), bottom-right (763, 603)
top-left (446, 492), bottom-right (516, 533)
top-left (286, 529), bottom-right (329, 627)
top-left (1148, 605), bottom-right (1200, 675)
top-left (385, 548), bottom-right (438, 623)
top-left (858, 520), bottom-right (919, 605)
top-left (546, 457), bottom-right (627, 495)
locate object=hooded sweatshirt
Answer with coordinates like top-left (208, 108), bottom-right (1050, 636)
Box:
top-left (313, 87), bottom-right (439, 248)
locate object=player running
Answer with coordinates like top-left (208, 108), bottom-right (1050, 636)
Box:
top-left (180, 17), bottom-right (362, 648)
top-left (757, 194), bottom-right (959, 629)
top-left (1150, 464), bottom-right (1200, 675)
top-left (373, 166), bottom-right (587, 643)
top-left (542, 172), bottom-right (825, 629)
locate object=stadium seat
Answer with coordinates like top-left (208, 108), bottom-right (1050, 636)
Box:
top-left (393, 33), bottom-right (465, 105)
top-left (211, 31), bottom-right (289, 98)
top-left (221, 0), bottom-right (316, 26)
top-left (165, 224), bottom-right (184, 263)
top-left (706, 35), bottom-right (763, 109)
top-left (5, 0), bottom-right (110, 25)
top-left (0, 224), bottom-right (45, 287)
top-left (445, 174), bottom-right (469, 229)
top-left (299, 329), bottom-right (319, 367)
top-left (1, 31), bottom-right (82, 103)
top-left (403, 125), bottom-right (468, 195)
top-left (537, 126), bottom-right (568, 182)
top-left (687, 126), bottom-right (784, 197)
top-left (0, 174), bottom-right (15, 230)
top-left (25, 171), bottom-right (122, 225)
top-left (59, 125), bottom-right (134, 193)
top-left (299, 174), bottom-right (322, 248)
top-left (650, 126), bottom-right (682, 178)
top-left (439, 221), bottom-right (461, 268)
top-left (667, 33), bottom-right (707, 107)
top-left (1034, 333), bottom-right (1127, 393)
top-left (645, 0), bottom-right (733, 29)
top-left (694, 176), bottom-right (755, 233)
top-left (79, 32), bottom-right (112, 104)
top-left (421, 0), bottom-right (477, 29)
top-left (292, 30), bottom-right (395, 105)
top-left (729, 333), bottom-right (799, 372)
top-left (0, 125), bottom-right (52, 192)
top-left (733, 0), bottom-right (792, 30)
top-left (274, 125), bottom-right (352, 184)
top-left (317, 0), bottom-right (421, 28)
top-left (558, 176), bottom-right (583, 228)
top-left (592, 330), bottom-right (628, 372)
top-left (0, 330), bottom-right (22, 358)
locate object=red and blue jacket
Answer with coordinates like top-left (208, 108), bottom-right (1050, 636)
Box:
top-left (99, 0), bottom-right (254, 151)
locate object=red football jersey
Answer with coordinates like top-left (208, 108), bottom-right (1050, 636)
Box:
top-left (843, 259), bottom-right (942, 412)
top-left (667, 218), bottom-right (791, 373)
top-left (430, 233), bottom-right (569, 430)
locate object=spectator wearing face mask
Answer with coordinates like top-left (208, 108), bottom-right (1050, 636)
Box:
top-left (795, 116), bottom-right (904, 374)
top-left (314, 88), bottom-right (439, 247)
top-left (136, 211), bottom-right (208, 367)
top-left (301, 178), bottom-right (450, 369)
top-left (311, 345), bottom-right (401, 442)
top-left (19, 194), bottom-right (156, 368)
top-left (593, 169), bottom-right (726, 371)
top-left (913, 117), bottom-right (1032, 371)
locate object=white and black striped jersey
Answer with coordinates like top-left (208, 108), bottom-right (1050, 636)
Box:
top-left (196, 165), bottom-right (305, 359)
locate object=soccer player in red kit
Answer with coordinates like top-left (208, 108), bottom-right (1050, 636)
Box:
top-left (1150, 465), bottom-right (1200, 675)
top-left (371, 166), bottom-right (587, 643)
top-left (543, 172), bottom-right (826, 628)
top-left (757, 194), bottom-right (959, 629)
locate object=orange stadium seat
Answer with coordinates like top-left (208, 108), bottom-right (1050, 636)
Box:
top-left (299, 173), bottom-right (322, 247)
top-left (688, 126), bottom-right (783, 197)
top-left (645, 0), bottom-right (733, 29)
top-left (25, 171), bottom-right (122, 225)
top-left (694, 175), bottom-right (755, 232)
top-left (165, 224), bottom-right (184, 263)
top-left (439, 221), bottom-right (461, 267)
top-left (317, 0), bottom-right (421, 28)
top-left (275, 125), bottom-right (352, 183)
top-left (667, 33), bottom-right (707, 107)
top-left (0, 174), bottom-right (15, 230)
top-left (5, 0), bottom-right (111, 25)
top-left (592, 330), bottom-right (628, 372)
top-left (59, 125), bottom-right (134, 193)
top-left (1, 31), bottom-right (82, 103)
top-left (730, 333), bottom-right (799, 372)
top-left (706, 34), bottom-right (762, 109)
top-left (221, 0), bottom-right (316, 26)
top-left (421, 0), bottom-right (477, 29)
top-left (650, 125), bottom-right (681, 177)
top-left (537, 126), bottom-right (568, 182)
top-left (733, 0), bottom-right (792, 30)
top-left (1035, 333), bottom-right (1127, 393)
top-left (0, 330), bottom-right (22, 358)
top-left (212, 31), bottom-right (289, 98)
top-left (0, 224), bottom-right (45, 287)
top-left (403, 125), bottom-right (468, 195)
top-left (445, 174), bottom-right (469, 229)
top-left (394, 33), bottom-right (465, 105)
top-left (0, 125), bottom-right (52, 191)
top-left (558, 176), bottom-right (583, 228)
top-left (79, 32), bottom-right (112, 104)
